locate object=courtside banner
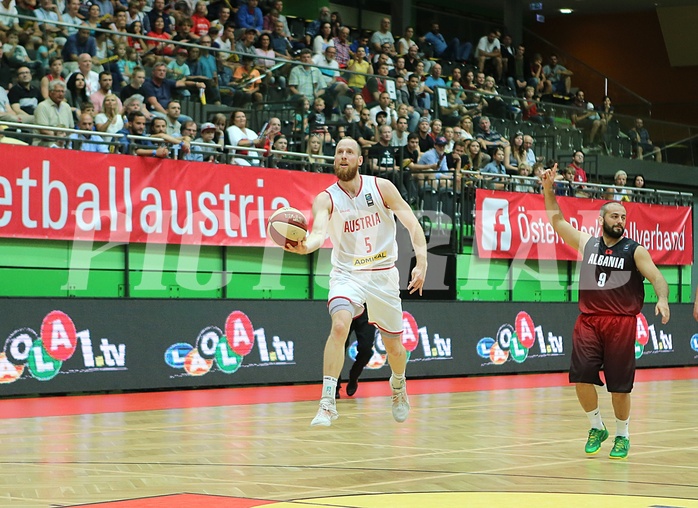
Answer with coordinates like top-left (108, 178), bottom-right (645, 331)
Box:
top-left (0, 145), bottom-right (336, 246)
top-left (475, 189), bottom-right (692, 265)
top-left (0, 299), bottom-right (694, 397)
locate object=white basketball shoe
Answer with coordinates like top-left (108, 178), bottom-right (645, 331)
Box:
top-left (310, 399), bottom-right (339, 427)
top-left (390, 375), bottom-right (410, 423)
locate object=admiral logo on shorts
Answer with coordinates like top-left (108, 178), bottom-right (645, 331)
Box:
top-left (354, 251), bottom-right (388, 266)
top-left (481, 198), bottom-right (512, 251)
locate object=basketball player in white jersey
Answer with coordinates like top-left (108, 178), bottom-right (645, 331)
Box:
top-left (286, 137), bottom-right (428, 427)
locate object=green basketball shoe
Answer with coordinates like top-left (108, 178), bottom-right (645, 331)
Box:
top-left (585, 426), bottom-right (609, 455)
top-left (609, 436), bottom-right (630, 459)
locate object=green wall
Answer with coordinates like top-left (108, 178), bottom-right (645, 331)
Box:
top-left (455, 250), bottom-right (689, 304)
top-left (0, 239), bottom-right (332, 300)
top-left (0, 239), bottom-right (689, 303)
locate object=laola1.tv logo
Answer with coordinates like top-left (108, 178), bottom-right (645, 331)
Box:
top-left (0, 310), bottom-right (126, 383)
top-left (635, 313), bottom-right (672, 358)
top-left (164, 311), bottom-right (295, 376)
top-left (476, 311), bottom-right (564, 365)
top-left (348, 311), bottom-right (452, 369)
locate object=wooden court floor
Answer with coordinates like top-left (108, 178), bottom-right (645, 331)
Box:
top-left (1, 368), bottom-right (698, 507)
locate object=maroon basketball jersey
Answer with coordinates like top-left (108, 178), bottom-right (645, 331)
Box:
top-left (578, 236), bottom-right (645, 316)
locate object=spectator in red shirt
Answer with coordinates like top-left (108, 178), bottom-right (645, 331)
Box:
top-left (191, 1), bottom-right (211, 38)
top-left (567, 150), bottom-right (588, 183)
top-left (146, 16), bottom-right (175, 58)
top-left (521, 85), bottom-right (552, 125)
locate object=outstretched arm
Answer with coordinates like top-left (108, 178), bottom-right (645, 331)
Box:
top-left (541, 165), bottom-right (590, 254)
top-left (285, 191), bottom-right (331, 255)
top-left (634, 246), bottom-right (670, 324)
top-left (377, 178), bottom-right (427, 295)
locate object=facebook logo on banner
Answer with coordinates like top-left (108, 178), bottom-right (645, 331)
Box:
top-left (481, 198), bottom-right (512, 251)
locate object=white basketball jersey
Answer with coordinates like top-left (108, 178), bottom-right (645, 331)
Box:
top-left (325, 175), bottom-right (398, 271)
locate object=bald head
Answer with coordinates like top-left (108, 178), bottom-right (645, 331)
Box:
top-left (336, 137), bottom-right (360, 154)
top-left (599, 201), bottom-right (626, 218)
top-left (78, 113), bottom-right (94, 130)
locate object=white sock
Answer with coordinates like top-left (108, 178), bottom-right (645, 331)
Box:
top-left (391, 372), bottom-right (405, 390)
top-left (586, 407), bottom-right (604, 429)
top-left (616, 417), bottom-right (629, 438)
top-left (321, 376), bottom-right (337, 402)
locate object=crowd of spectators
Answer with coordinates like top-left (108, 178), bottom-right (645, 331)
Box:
top-left (0, 0), bottom-right (664, 199)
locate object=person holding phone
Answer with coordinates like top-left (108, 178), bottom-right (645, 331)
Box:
top-left (257, 117), bottom-right (282, 158)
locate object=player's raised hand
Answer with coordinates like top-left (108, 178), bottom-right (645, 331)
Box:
top-left (541, 163), bottom-right (558, 191)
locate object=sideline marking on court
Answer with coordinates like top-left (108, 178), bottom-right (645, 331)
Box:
top-left (2, 367), bottom-right (697, 420)
top-left (69, 492), bottom-right (698, 507)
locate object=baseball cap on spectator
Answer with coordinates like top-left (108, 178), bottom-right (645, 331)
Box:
top-left (434, 136), bottom-right (447, 146)
top-left (177, 48), bottom-right (188, 56)
top-left (200, 122), bottom-right (216, 132)
top-left (419, 117), bottom-right (430, 124)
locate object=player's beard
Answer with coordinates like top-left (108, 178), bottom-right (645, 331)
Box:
top-left (602, 219), bottom-right (624, 239)
top-left (335, 162), bottom-right (358, 181)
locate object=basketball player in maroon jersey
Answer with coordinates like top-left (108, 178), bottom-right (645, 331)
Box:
top-left (542, 166), bottom-right (670, 459)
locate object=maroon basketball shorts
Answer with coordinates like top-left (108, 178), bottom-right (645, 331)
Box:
top-left (569, 314), bottom-right (637, 393)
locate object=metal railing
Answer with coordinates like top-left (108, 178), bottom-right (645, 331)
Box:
top-left (0, 121), bottom-right (691, 256)
top-left (0, 119), bottom-right (336, 170)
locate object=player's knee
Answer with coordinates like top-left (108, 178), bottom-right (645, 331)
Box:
top-left (381, 333), bottom-right (404, 354)
top-left (329, 321), bottom-right (350, 343)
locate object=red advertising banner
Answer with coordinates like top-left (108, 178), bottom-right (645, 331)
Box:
top-left (0, 145), bottom-right (337, 246)
top-left (475, 189), bottom-right (693, 265)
